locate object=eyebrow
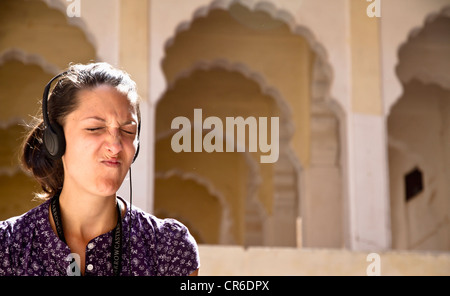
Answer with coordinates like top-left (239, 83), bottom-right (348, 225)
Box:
top-left (82, 116), bottom-right (137, 125)
top-left (82, 116), bottom-right (106, 122)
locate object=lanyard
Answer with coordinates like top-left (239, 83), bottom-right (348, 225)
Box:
top-left (50, 194), bottom-right (123, 276)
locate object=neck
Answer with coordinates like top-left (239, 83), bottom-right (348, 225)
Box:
top-left (58, 188), bottom-right (118, 243)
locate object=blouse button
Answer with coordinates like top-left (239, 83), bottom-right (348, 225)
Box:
top-left (87, 243), bottom-right (95, 249)
top-left (87, 264), bottom-right (94, 271)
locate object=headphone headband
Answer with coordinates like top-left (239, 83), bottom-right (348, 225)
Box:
top-left (42, 72), bottom-right (67, 159)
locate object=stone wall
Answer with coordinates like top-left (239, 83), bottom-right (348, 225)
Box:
top-left (198, 245), bottom-right (450, 276)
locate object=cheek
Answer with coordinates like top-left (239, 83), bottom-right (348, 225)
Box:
top-left (123, 136), bottom-right (138, 160)
top-left (63, 134), bottom-right (98, 164)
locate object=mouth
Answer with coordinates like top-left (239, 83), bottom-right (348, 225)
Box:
top-left (101, 158), bottom-right (122, 168)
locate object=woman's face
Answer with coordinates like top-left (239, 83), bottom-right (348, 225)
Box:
top-left (61, 85), bottom-right (139, 197)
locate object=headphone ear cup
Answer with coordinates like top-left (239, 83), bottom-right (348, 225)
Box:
top-left (43, 123), bottom-right (66, 160)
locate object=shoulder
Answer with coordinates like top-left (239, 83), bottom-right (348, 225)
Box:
top-left (0, 200), bottom-right (49, 275)
top-left (154, 217), bottom-right (198, 253)
top-left (128, 205), bottom-right (200, 275)
top-left (131, 206), bottom-right (197, 249)
top-left (0, 200), bottom-right (49, 240)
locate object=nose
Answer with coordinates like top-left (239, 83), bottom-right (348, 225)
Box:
top-left (104, 128), bottom-right (123, 155)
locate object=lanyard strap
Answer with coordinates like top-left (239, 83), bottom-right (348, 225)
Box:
top-left (50, 195), bottom-right (122, 276)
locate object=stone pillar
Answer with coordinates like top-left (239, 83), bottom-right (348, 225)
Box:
top-left (346, 0), bottom-right (391, 251)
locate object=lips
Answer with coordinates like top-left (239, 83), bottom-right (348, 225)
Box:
top-left (101, 158), bottom-right (121, 167)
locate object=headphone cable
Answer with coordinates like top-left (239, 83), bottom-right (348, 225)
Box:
top-left (128, 167), bottom-right (133, 276)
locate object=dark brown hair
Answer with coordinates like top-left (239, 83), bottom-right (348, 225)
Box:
top-left (21, 62), bottom-right (140, 200)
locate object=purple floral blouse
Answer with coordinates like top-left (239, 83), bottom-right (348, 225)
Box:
top-left (0, 197), bottom-right (200, 276)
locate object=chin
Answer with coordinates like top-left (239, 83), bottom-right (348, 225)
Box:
top-left (95, 180), bottom-right (123, 197)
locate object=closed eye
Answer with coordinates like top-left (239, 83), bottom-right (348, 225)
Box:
top-left (121, 128), bottom-right (136, 135)
top-left (86, 127), bottom-right (104, 132)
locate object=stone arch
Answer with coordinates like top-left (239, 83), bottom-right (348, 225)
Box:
top-left (0, 0), bottom-right (96, 70)
top-left (165, 59), bottom-right (303, 246)
top-left (166, 59), bottom-right (294, 139)
top-left (154, 120), bottom-right (264, 245)
top-left (39, 0), bottom-right (98, 51)
top-left (161, 0), bottom-right (339, 110)
top-left (0, 48), bottom-right (60, 76)
top-left (155, 169), bottom-right (232, 244)
top-left (0, 50), bottom-right (59, 132)
top-left (395, 5), bottom-right (450, 91)
top-left (386, 4), bottom-right (450, 115)
top-left (157, 0), bottom-right (345, 247)
top-left (388, 7), bottom-right (450, 251)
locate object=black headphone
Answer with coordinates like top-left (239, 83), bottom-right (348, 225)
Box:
top-left (42, 72), bottom-right (141, 163)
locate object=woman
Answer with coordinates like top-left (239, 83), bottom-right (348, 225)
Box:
top-left (0, 62), bottom-right (199, 276)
